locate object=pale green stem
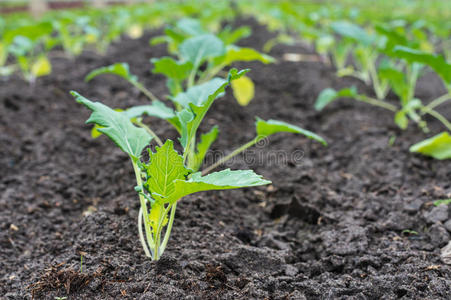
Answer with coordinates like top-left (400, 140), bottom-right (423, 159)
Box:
top-left (425, 109), bottom-right (451, 132)
top-left (159, 203), bottom-right (177, 256)
top-left (138, 207), bottom-right (152, 258)
top-left (134, 119), bottom-right (163, 146)
top-left (132, 81), bottom-right (159, 102)
top-left (201, 136), bottom-right (261, 175)
top-left (132, 160), bottom-right (155, 256)
top-left (422, 93), bottom-right (451, 114)
top-left (356, 95), bottom-right (398, 112)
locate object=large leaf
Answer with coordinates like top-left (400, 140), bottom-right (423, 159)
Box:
top-left (175, 18), bottom-right (206, 36)
top-left (144, 140), bottom-right (191, 203)
top-left (173, 78), bottom-right (226, 108)
top-left (179, 34), bottom-right (225, 68)
top-left (167, 169), bottom-right (271, 204)
top-left (393, 46), bottom-right (451, 85)
top-left (85, 62), bottom-right (138, 83)
top-left (71, 91), bottom-right (152, 160)
top-left (151, 57), bottom-right (192, 81)
top-left (256, 118), bottom-right (327, 145)
top-left (331, 21), bottom-right (373, 46)
top-left (315, 87), bottom-right (358, 111)
top-left (177, 69), bottom-right (249, 150)
top-left (409, 132), bottom-right (451, 160)
top-left (191, 126), bottom-right (219, 171)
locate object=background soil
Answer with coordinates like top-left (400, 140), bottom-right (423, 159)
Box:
top-left (1, 19), bottom-right (450, 299)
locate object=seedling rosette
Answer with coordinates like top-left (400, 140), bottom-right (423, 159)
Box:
top-left (72, 69), bottom-right (326, 260)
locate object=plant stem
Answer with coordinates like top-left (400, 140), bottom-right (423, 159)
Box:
top-left (134, 119), bottom-right (163, 146)
top-left (132, 81), bottom-right (159, 102)
top-left (138, 207), bottom-right (152, 258)
top-left (356, 95), bottom-right (398, 112)
top-left (159, 203), bottom-right (177, 256)
top-left (422, 93), bottom-right (451, 114)
top-left (201, 136), bottom-right (261, 175)
top-left (132, 160), bottom-right (154, 257)
top-left (425, 109), bottom-right (451, 132)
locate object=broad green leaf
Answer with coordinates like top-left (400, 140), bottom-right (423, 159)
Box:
top-left (173, 78), bottom-right (227, 108)
top-left (409, 132), bottom-right (451, 160)
top-left (168, 169), bottom-right (271, 203)
top-left (255, 118), bottom-right (327, 146)
top-left (143, 140), bottom-right (191, 203)
top-left (179, 34), bottom-right (225, 68)
top-left (71, 91), bottom-right (152, 160)
top-left (331, 21), bottom-right (373, 46)
top-left (217, 46), bottom-right (275, 66)
top-left (151, 57), bottom-right (192, 81)
top-left (177, 69), bottom-right (249, 150)
top-left (191, 126), bottom-right (219, 171)
top-left (231, 75), bottom-right (255, 106)
top-left (85, 62), bottom-right (138, 83)
top-left (314, 87), bottom-right (358, 111)
top-left (31, 55), bottom-right (51, 77)
top-left (393, 46), bottom-right (451, 85)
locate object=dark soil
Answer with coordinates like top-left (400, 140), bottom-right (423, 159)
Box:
top-left (1, 18), bottom-right (451, 299)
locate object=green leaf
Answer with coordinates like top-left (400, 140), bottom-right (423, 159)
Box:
top-left (125, 101), bottom-right (176, 120)
top-left (177, 69), bottom-right (249, 150)
top-left (71, 91), bottom-right (152, 160)
top-left (31, 55), bottom-right (51, 78)
top-left (393, 46), bottom-right (451, 85)
top-left (216, 46), bottom-right (275, 66)
top-left (173, 78), bottom-right (227, 108)
top-left (143, 140), bottom-right (191, 203)
top-left (409, 132), bottom-right (451, 160)
top-left (314, 87), bottom-right (358, 111)
top-left (179, 34), bottom-right (225, 68)
top-left (167, 169), bottom-right (271, 204)
top-left (151, 57), bottom-right (192, 81)
top-left (85, 62), bottom-right (138, 83)
top-left (175, 18), bottom-right (206, 36)
top-left (218, 26), bottom-right (251, 45)
top-left (331, 21), bottom-right (373, 46)
top-left (394, 111), bottom-right (408, 130)
top-left (191, 126), bottom-right (219, 171)
top-left (378, 66), bottom-right (408, 103)
top-left (255, 118), bottom-right (327, 146)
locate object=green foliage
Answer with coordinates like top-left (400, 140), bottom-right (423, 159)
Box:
top-left (409, 132), bottom-right (451, 160)
top-left (315, 87), bottom-right (358, 111)
top-left (85, 62), bottom-right (137, 83)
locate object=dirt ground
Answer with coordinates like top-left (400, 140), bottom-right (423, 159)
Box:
top-left (1, 19), bottom-right (450, 299)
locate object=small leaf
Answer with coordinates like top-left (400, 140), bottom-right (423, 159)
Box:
top-left (315, 87), bottom-right (358, 111)
top-left (91, 124), bottom-right (104, 138)
top-left (31, 55), bottom-right (51, 77)
top-left (85, 63), bottom-right (138, 83)
top-left (409, 132), bottom-right (451, 160)
top-left (191, 126), bottom-right (219, 171)
top-left (434, 199), bottom-right (451, 206)
top-left (173, 78), bottom-right (227, 108)
top-left (143, 140), bottom-right (191, 203)
top-left (331, 21), bottom-right (373, 46)
top-left (71, 91), bottom-right (152, 160)
top-left (125, 101), bottom-right (176, 120)
top-left (378, 66), bottom-right (408, 103)
top-left (168, 169), bottom-right (271, 203)
top-left (255, 118), bottom-right (327, 145)
top-left (394, 111), bottom-right (408, 129)
top-left (218, 26), bottom-right (251, 45)
top-left (218, 46), bottom-right (275, 66)
top-left (151, 57), bottom-right (192, 81)
top-left (231, 75), bottom-right (255, 106)
top-left (179, 34), bottom-right (225, 68)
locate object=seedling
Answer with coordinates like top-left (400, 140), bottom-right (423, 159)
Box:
top-left (72, 69), bottom-right (326, 260)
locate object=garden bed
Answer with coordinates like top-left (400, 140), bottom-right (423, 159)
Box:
top-left (1, 19), bottom-right (450, 299)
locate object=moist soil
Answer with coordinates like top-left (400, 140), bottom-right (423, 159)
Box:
top-left (1, 18), bottom-right (451, 299)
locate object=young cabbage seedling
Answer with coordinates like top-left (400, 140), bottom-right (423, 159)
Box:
top-left (72, 69), bottom-right (326, 260)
